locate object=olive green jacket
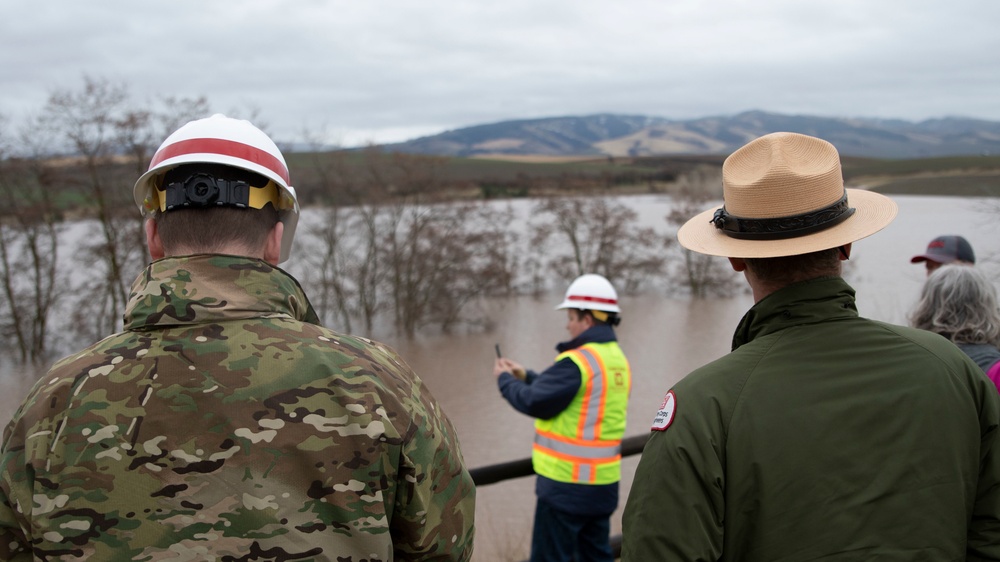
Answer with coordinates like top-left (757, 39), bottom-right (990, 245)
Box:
top-left (623, 277), bottom-right (1000, 561)
top-left (0, 255), bottom-right (475, 561)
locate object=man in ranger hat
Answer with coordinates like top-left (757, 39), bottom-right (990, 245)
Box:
top-left (621, 132), bottom-right (1000, 560)
top-left (494, 273), bottom-right (632, 562)
top-left (0, 115), bottom-right (475, 560)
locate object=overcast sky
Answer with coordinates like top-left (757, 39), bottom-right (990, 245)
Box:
top-left (3, 0), bottom-right (999, 147)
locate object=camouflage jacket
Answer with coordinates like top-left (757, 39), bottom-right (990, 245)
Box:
top-left (0, 255), bottom-right (475, 561)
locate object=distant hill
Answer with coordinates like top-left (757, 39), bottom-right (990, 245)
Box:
top-left (383, 111), bottom-right (1000, 159)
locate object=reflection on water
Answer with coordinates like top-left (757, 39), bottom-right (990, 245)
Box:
top-left (0, 195), bottom-right (997, 561)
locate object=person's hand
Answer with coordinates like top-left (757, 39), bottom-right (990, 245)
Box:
top-left (506, 359), bottom-right (526, 379)
top-left (494, 358), bottom-right (526, 380)
top-left (493, 358), bottom-right (508, 378)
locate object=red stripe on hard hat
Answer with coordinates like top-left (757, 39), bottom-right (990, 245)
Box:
top-left (149, 138), bottom-right (290, 185)
top-left (567, 295), bottom-right (617, 305)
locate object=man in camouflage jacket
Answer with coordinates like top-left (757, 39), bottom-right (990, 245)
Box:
top-left (0, 115), bottom-right (475, 560)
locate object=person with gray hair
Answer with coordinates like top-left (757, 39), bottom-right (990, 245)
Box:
top-left (910, 263), bottom-right (1000, 391)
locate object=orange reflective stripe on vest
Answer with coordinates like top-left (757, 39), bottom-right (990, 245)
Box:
top-left (574, 346), bottom-right (607, 440)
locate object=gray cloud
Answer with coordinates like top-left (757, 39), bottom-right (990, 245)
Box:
top-left (3, 0), bottom-right (999, 146)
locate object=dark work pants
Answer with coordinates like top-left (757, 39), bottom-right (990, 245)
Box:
top-left (530, 499), bottom-right (614, 562)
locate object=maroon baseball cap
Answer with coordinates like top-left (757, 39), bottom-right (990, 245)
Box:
top-left (911, 235), bottom-right (976, 265)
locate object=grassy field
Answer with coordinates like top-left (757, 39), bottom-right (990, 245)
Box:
top-left (858, 173), bottom-right (1000, 197)
top-left (288, 149), bottom-right (1000, 200)
top-left (3, 152), bottom-right (998, 222)
top-left (287, 150), bottom-right (682, 182)
top-left (839, 155), bottom-right (1000, 197)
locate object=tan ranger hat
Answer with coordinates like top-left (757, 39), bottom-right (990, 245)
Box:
top-left (678, 132), bottom-right (897, 258)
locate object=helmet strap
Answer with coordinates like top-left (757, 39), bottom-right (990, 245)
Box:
top-left (153, 173), bottom-right (284, 212)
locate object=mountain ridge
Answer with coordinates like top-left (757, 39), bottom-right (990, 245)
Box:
top-left (383, 110), bottom-right (1000, 159)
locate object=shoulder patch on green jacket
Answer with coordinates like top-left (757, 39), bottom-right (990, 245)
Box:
top-left (651, 390), bottom-right (676, 431)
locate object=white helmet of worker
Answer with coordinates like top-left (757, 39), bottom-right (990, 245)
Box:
top-left (133, 114), bottom-right (299, 263)
top-left (556, 274), bottom-right (621, 314)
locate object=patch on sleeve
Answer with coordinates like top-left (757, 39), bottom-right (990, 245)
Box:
top-left (651, 390), bottom-right (676, 431)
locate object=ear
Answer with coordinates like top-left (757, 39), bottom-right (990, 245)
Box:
top-left (145, 218), bottom-right (165, 261)
top-left (263, 221), bottom-right (284, 265)
top-left (728, 257), bottom-right (747, 272)
top-left (839, 243), bottom-right (853, 261)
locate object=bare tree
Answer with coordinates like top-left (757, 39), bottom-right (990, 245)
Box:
top-left (367, 151), bottom-right (515, 336)
top-left (425, 203), bottom-right (518, 332)
top-left (383, 202), bottom-right (516, 337)
top-left (529, 196), bottom-right (666, 294)
top-left (664, 165), bottom-right (740, 297)
top-left (40, 76), bottom-right (146, 335)
top-left (297, 146), bottom-right (401, 334)
top-left (301, 205), bottom-right (359, 331)
top-left (300, 146), bottom-right (516, 338)
top-left (0, 115), bottom-right (63, 364)
top-left (38, 79), bottom-right (209, 339)
top-left (296, 128), bottom-right (361, 332)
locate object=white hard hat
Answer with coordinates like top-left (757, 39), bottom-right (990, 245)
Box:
top-left (555, 274), bottom-right (621, 314)
top-left (133, 114), bottom-right (299, 263)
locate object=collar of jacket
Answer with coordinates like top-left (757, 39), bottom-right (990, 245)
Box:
top-left (556, 323), bottom-right (618, 354)
top-left (123, 254), bottom-right (320, 331)
top-left (731, 276), bottom-right (858, 351)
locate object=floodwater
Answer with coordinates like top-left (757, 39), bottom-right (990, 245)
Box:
top-left (1, 194), bottom-right (998, 561)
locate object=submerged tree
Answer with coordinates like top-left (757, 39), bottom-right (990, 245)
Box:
top-left (528, 196), bottom-right (666, 294)
top-left (664, 165), bottom-right (740, 298)
top-left (300, 147), bottom-right (516, 338)
top-left (384, 202), bottom-right (516, 336)
top-left (39, 76), bottom-right (146, 337)
top-left (0, 115), bottom-right (63, 364)
top-left (38, 78), bottom-right (214, 342)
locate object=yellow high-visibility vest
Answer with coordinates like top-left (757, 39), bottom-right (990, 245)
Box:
top-left (533, 341), bottom-right (631, 484)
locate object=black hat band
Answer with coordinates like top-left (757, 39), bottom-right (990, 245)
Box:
top-left (711, 193), bottom-right (856, 240)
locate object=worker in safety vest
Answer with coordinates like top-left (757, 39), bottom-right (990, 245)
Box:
top-left (494, 273), bottom-right (632, 562)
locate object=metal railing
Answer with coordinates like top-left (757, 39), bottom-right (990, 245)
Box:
top-left (468, 432), bottom-right (649, 561)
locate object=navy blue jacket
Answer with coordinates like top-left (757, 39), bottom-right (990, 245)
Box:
top-left (497, 324), bottom-right (620, 516)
